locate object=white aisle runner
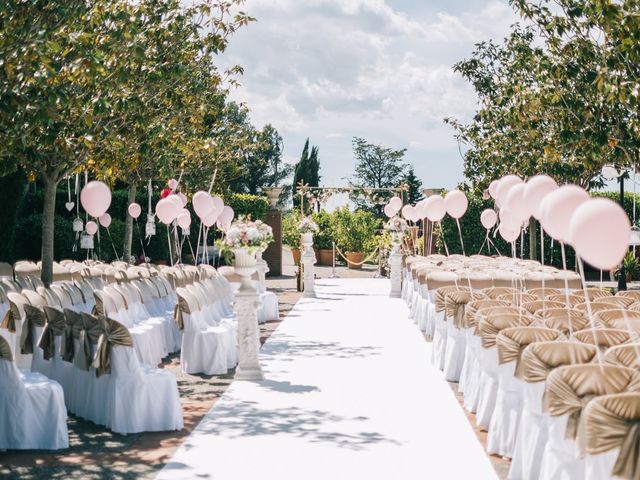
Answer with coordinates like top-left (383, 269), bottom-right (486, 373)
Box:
top-left (158, 279), bottom-right (497, 480)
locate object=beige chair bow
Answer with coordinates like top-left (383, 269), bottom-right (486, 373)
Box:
top-left (174, 289), bottom-right (200, 330)
top-left (0, 335), bottom-right (13, 361)
top-left (522, 300), bottom-right (564, 316)
top-left (496, 327), bottom-right (564, 378)
top-left (497, 292), bottom-right (537, 307)
top-left (547, 293), bottom-right (584, 307)
top-left (544, 365), bottom-right (640, 449)
top-left (76, 312), bottom-right (105, 372)
top-left (543, 314), bottom-right (593, 336)
top-left (92, 316), bottom-right (133, 377)
top-left (20, 304), bottom-right (46, 355)
top-left (465, 299), bottom-right (510, 330)
top-left (604, 344), bottom-right (640, 370)
top-left (478, 312), bottom-right (535, 349)
top-left (39, 306), bottom-right (68, 361)
top-left (445, 290), bottom-right (486, 329)
top-left (583, 392), bottom-right (640, 480)
top-left (596, 310), bottom-right (640, 333)
top-left (527, 287), bottom-right (561, 299)
top-left (62, 308), bottom-right (85, 363)
top-left (521, 341), bottom-right (597, 384)
top-left (483, 287), bottom-right (518, 300)
top-left (574, 328), bottom-right (632, 350)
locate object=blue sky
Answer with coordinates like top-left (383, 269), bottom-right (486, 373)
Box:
top-left (218, 0), bottom-right (520, 191)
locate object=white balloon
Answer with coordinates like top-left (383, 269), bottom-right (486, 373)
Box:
top-left (495, 175), bottom-right (523, 208)
top-left (503, 183), bottom-right (528, 223)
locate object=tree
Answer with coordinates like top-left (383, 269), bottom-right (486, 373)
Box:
top-left (292, 138), bottom-right (321, 211)
top-left (402, 166), bottom-right (423, 204)
top-left (231, 123), bottom-right (293, 194)
top-left (350, 137), bottom-right (407, 213)
top-left (0, 0), bottom-right (253, 282)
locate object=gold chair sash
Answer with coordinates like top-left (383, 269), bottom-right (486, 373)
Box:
top-left (543, 315), bottom-right (592, 336)
top-left (465, 300), bottom-right (510, 329)
top-left (583, 392), bottom-right (640, 480)
top-left (604, 344), bottom-right (640, 370)
top-left (445, 290), bottom-right (486, 329)
top-left (75, 313), bottom-right (105, 372)
top-left (497, 292), bottom-right (537, 306)
top-left (496, 327), bottom-right (564, 377)
top-left (527, 287), bottom-right (561, 299)
top-left (2, 294), bottom-right (29, 333)
top-left (522, 341), bottom-right (597, 384)
top-left (174, 291), bottom-right (197, 330)
top-left (0, 335), bottom-right (13, 361)
top-left (522, 300), bottom-right (564, 315)
top-left (574, 328), bottom-right (631, 350)
top-left (547, 293), bottom-right (583, 307)
top-left (576, 288), bottom-right (614, 301)
top-left (478, 313), bottom-right (534, 349)
top-left (38, 306), bottom-right (67, 361)
top-left (544, 365), bottom-right (640, 445)
top-left (92, 316), bottom-right (133, 377)
top-left (434, 286), bottom-right (468, 313)
top-left (62, 309), bottom-right (84, 363)
top-left (20, 304), bottom-right (46, 355)
top-left (483, 287), bottom-right (518, 300)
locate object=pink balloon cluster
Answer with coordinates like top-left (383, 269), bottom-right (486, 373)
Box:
top-left (488, 173), bottom-right (630, 270)
top-left (384, 196), bottom-right (403, 218)
top-left (80, 181), bottom-right (112, 218)
top-left (191, 191), bottom-right (233, 229)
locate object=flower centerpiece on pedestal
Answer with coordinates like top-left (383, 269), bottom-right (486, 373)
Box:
top-left (219, 217), bottom-right (274, 287)
top-left (297, 216), bottom-right (319, 251)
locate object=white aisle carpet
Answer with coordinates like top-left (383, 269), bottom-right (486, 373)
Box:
top-left (158, 278), bottom-right (497, 480)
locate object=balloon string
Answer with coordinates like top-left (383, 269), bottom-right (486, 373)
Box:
top-left (478, 231), bottom-right (488, 255)
top-left (560, 242), bottom-right (573, 337)
top-left (439, 222), bottom-right (449, 256)
top-left (106, 226), bottom-right (120, 261)
top-left (167, 226), bottom-right (174, 267)
top-left (135, 220), bottom-right (147, 262)
top-left (455, 218), bottom-right (465, 256)
top-left (576, 257), bottom-right (604, 366)
top-left (208, 168), bottom-right (218, 194)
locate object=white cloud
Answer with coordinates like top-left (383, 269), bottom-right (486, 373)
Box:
top-left (218, 0), bottom-right (519, 190)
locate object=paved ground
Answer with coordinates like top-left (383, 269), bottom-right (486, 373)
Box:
top-left (158, 279), bottom-right (497, 480)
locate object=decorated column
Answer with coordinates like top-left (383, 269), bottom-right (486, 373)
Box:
top-left (233, 248), bottom-right (264, 381)
top-left (384, 213), bottom-right (406, 299)
top-left (298, 217), bottom-right (319, 298)
top-left (256, 248), bottom-right (269, 293)
top-left (221, 217), bottom-right (274, 382)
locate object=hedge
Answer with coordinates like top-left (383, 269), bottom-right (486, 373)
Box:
top-left (6, 182), bottom-right (270, 264)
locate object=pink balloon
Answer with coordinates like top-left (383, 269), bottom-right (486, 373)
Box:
top-left (177, 192), bottom-right (188, 206)
top-left (80, 181), bottom-right (112, 218)
top-left (444, 190), bottom-right (468, 219)
top-left (415, 199), bottom-right (428, 219)
top-left (167, 194), bottom-right (182, 211)
top-left (85, 221), bottom-right (98, 235)
top-left (389, 196), bottom-right (402, 211)
top-left (524, 175), bottom-right (558, 220)
top-left (192, 191), bottom-right (214, 219)
top-left (503, 183), bottom-right (528, 223)
top-left (499, 207), bottom-right (521, 230)
top-left (156, 198), bottom-right (177, 225)
top-left (425, 196), bottom-right (446, 222)
top-left (168, 178), bottom-right (178, 190)
top-left (202, 208), bottom-right (219, 228)
top-left (540, 185), bottom-right (589, 242)
top-left (568, 198), bottom-right (630, 270)
top-left (384, 204), bottom-right (396, 218)
top-left (177, 211), bottom-right (191, 229)
top-left (211, 196), bottom-right (224, 212)
top-left (498, 221), bottom-right (520, 243)
top-left (99, 213), bottom-right (111, 228)
top-left (401, 204), bottom-right (413, 221)
top-left (488, 180), bottom-right (500, 199)
top-left (495, 175), bottom-right (523, 208)
top-left (219, 206), bottom-right (234, 225)
top-left (480, 209), bottom-right (497, 229)
top-left (128, 203), bottom-right (142, 219)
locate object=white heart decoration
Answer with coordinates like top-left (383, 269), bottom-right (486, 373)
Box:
top-left (65, 202), bottom-right (75, 211)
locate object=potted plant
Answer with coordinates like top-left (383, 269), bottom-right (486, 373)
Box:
top-left (333, 207), bottom-right (380, 269)
top-left (282, 212), bottom-right (302, 264)
top-left (614, 251), bottom-right (640, 283)
top-left (312, 210), bottom-right (334, 266)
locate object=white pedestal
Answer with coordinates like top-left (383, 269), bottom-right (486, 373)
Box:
top-left (301, 234), bottom-right (316, 298)
top-left (389, 249), bottom-right (402, 298)
top-left (233, 249), bottom-right (264, 381)
top-left (256, 250), bottom-right (269, 294)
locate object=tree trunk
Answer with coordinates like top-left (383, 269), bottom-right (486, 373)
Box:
top-left (529, 217), bottom-right (537, 261)
top-left (123, 183), bottom-right (136, 262)
top-left (41, 178), bottom-right (58, 287)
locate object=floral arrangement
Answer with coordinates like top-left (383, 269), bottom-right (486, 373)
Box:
top-left (219, 217), bottom-right (273, 253)
top-left (297, 216), bottom-right (319, 234)
top-left (385, 216), bottom-right (408, 233)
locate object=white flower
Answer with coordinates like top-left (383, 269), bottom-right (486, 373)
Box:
top-left (246, 227), bottom-right (260, 242)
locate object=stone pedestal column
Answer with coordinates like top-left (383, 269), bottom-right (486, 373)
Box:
top-left (389, 246), bottom-right (403, 298)
top-left (301, 233), bottom-right (316, 298)
top-left (256, 249), bottom-right (268, 293)
top-left (263, 188), bottom-right (283, 277)
top-left (233, 248), bottom-right (264, 381)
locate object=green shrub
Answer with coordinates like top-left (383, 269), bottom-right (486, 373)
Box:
top-left (224, 193), bottom-right (269, 221)
top-left (312, 210), bottom-right (334, 249)
top-left (332, 206), bottom-right (381, 253)
top-left (282, 210), bottom-right (301, 248)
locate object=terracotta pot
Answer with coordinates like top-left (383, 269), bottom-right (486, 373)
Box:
top-left (346, 251), bottom-right (364, 270)
top-left (291, 248), bottom-right (301, 265)
top-left (319, 249), bottom-right (333, 266)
